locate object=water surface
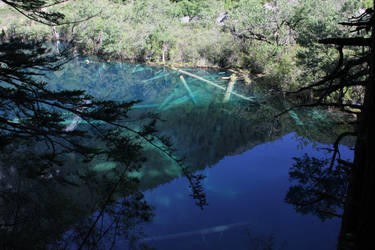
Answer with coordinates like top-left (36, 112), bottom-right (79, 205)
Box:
top-left (1, 58), bottom-right (353, 249)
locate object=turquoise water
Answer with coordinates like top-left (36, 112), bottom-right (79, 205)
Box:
top-left (1, 58), bottom-right (353, 249)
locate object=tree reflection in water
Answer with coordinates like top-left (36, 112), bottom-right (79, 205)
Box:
top-left (0, 152), bottom-right (155, 250)
top-left (0, 40), bottom-right (205, 250)
top-left (246, 229), bottom-right (288, 250)
top-left (0, 40), bottom-right (354, 250)
top-left (286, 153), bottom-right (350, 220)
top-left (285, 146), bottom-right (354, 248)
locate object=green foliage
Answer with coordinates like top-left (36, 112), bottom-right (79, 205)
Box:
top-left (362, 0), bottom-right (373, 8)
top-left (170, 0), bottom-right (205, 17)
top-left (0, 0), bottom-right (365, 93)
top-left (145, 24), bottom-right (176, 61)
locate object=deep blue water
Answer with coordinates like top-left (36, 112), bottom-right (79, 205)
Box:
top-left (139, 134), bottom-right (352, 250)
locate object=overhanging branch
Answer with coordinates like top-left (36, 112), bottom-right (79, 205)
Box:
top-left (319, 37), bottom-right (372, 47)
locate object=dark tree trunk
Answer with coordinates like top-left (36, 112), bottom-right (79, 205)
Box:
top-left (338, 5), bottom-right (375, 249)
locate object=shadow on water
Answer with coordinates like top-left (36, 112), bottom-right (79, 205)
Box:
top-left (285, 153), bottom-right (351, 220)
top-left (1, 55), bottom-right (355, 249)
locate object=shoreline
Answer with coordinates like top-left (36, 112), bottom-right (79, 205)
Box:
top-left (0, 32), bottom-right (244, 72)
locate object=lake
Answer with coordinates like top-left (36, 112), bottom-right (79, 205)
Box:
top-left (0, 58), bottom-right (353, 250)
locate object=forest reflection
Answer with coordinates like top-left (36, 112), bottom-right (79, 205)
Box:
top-left (285, 153), bottom-right (351, 220)
top-left (0, 146), bottom-right (154, 249)
top-left (0, 43), bottom-right (354, 249)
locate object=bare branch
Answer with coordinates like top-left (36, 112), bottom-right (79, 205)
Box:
top-left (329, 132), bottom-right (357, 171)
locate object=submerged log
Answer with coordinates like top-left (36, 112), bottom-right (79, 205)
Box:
top-left (139, 222), bottom-right (249, 242)
top-left (223, 74), bottom-right (237, 103)
top-left (64, 115), bottom-right (81, 132)
top-left (64, 100), bottom-right (91, 132)
top-left (159, 88), bottom-right (179, 109)
top-left (219, 76), bottom-right (231, 80)
top-left (161, 93), bottom-right (198, 111)
top-left (171, 66), bottom-right (225, 90)
top-left (180, 75), bottom-right (197, 104)
top-left (52, 26), bottom-right (60, 54)
top-left (171, 67), bottom-right (255, 102)
top-left (143, 73), bottom-right (169, 82)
